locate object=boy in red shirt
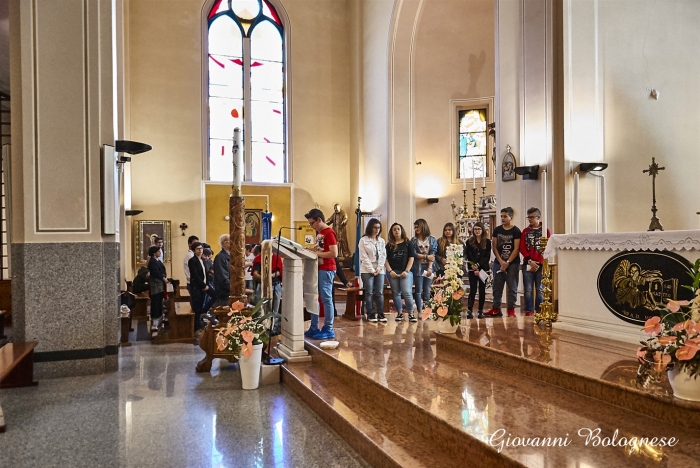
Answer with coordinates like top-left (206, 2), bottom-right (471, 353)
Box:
top-left (304, 208), bottom-right (338, 339)
top-left (520, 207), bottom-right (551, 316)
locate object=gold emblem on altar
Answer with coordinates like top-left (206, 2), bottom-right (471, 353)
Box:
top-left (612, 260), bottom-right (672, 310)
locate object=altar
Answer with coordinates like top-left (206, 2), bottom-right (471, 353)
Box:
top-left (544, 230), bottom-right (700, 344)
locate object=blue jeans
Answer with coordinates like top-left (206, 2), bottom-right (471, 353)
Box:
top-left (361, 273), bottom-right (385, 317)
top-left (387, 272), bottom-right (414, 313)
top-left (522, 265), bottom-right (543, 312)
top-left (413, 263), bottom-right (434, 313)
top-left (310, 270), bottom-right (335, 330)
top-left (491, 262), bottom-right (519, 309)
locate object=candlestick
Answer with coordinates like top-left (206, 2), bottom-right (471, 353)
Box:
top-left (472, 188), bottom-right (479, 218)
top-left (542, 169), bottom-right (548, 235)
top-left (232, 127), bottom-right (242, 196)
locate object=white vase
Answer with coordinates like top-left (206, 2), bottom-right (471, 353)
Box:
top-left (239, 343), bottom-right (263, 390)
top-left (437, 319), bottom-right (459, 334)
top-left (668, 366), bottom-right (700, 401)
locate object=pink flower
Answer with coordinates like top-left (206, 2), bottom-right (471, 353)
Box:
top-left (676, 345), bottom-right (699, 361)
top-left (652, 352), bottom-right (671, 372)
top-left (672, 320), bottom-right (695, 334)
top-left (216, 335), bottom-right (228, 352)
top-left (666, 299), bottom-right (689, 312)
top-left (231, 301), bottom-right (246, 311)
top-left (434, 291), bottom-right (444, 304)
top-left (644, 316), bottom-right (662, 336)
top-left (241, 330), bottom-right (254, 344)
top-left (658, 336), bottom-right (677, 346)
top-left (421, 308), bottom-right (432, 321)
top-left (452, 289), bottom-right (464, 300)
top-left (686, 337), bottom-right (700, 347)
top-left (241, 342), bottom-right (253, 358)
top-left (437, 306), bottom-right (449, 318)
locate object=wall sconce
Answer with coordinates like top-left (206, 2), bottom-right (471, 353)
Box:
top-left (427, 198), bottom-right (439, 204)
top-left (578, 162), bottom-right (608, 172)
top-left (125, 210), bottom-right (143, 217)
top-left (514, 165), bottom-right (540, 180)
top-left (115, 139), bottom-right (152, 164)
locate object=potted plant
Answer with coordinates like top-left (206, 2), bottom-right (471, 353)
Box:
top-left (638, 260), bottom-right (700, 401)
top-left (422, 244), bottom-right (465, 333)
top-left (215, 298), bottom-right (276, 390)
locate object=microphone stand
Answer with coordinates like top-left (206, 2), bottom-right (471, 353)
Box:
top-left (263, 226), bottom-right (300, 365)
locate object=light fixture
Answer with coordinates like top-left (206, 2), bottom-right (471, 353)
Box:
top-left (427, 198), bottom-right (439, 204)
top-left (514, 165), bottom-right (540, 180)
top-left (125, 210), bottom-right (143, 217)
top-left (579, 162), bottom-right (609, 172)
top-left (115, 140), bottom-right (152, 164)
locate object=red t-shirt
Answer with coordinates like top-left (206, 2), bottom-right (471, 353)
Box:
top-left (252, 253), bottom-right (283, 281)
top-left (316, 227), bottom-right (337, 271)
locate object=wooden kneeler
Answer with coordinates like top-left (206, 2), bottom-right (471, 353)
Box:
top-left (0, 341), bottom-right (39, 433)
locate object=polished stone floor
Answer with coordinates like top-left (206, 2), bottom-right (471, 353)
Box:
top-left (0, 343), bottom-right (370, 468)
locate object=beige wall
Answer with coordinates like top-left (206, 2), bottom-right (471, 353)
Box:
top-left (126, 0), bottom-right (352, 280)
top-left (565, 0), bottom-right (700, 233)
top-left (411, 0), bottom-right (495, 233)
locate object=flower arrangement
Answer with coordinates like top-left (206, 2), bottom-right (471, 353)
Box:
top-left (638, 260), bottom-right (700, 380)
top-left (215, 298), bottom-right (274, 360)
top-left (422, 243), bottom-right (465, 326)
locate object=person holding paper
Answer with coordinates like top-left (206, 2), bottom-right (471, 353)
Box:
top-left (465, 222), bottom-right (491, 319)
top-left (385, 223), bottom-right (416, 322)
top-left (411, 219), bottom-right (438, 315)
top-left (520, 207), bottom-right (551, 317)
top-left (358, 218), bottom-right (387, 323)
top-left (485, 207), bottom-right (522, 318)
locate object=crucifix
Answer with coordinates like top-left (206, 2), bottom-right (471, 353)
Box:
top-left (643, 157), bottom-right (664, 231)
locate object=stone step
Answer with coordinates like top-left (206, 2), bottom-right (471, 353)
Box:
top-left (286, 317), bottom-right (700, 467)
top-left (437, 316), bottom-right (700, 430)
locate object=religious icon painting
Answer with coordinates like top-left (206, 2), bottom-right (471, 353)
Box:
top-left (502, 145), bottom-right (516, 182)
top-left (134, 220), bottom-right (172, 266)
top-left (244, 209), bottom-right (263, 245)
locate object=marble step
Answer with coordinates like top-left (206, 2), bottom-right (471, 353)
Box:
top-left (282, 362), bottom-right (486, 468)
top-left (437, 316), bottom-right (700, 430)
top-left (290, 318), bottom-right (700, 467)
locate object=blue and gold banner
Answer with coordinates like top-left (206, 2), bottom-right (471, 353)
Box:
top-left (262, 212), bottom-right (272, 241)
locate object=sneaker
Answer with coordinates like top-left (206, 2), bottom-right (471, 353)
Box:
top-left (368, 314), bottom-right (378, 323)
top-left (408, 313), bottom-right (418, 323)
top-left (378, 314), bottom-right (388, 323)
top-left (524, 310), bottom-right (533, 317)
top-left (477, 311), bottom-right (485, 319)
top-left (395, 313), bottom-right (404, 322)
top-left (312, 327), bottom-right (335, 340)
top-left (507, 308), bottom-right (516, 317)
top-left (467, 312), bottom-right (474, 319)
top-left (484, 308), bottom-right (503, 317)
top-left (304, 327), bottom-right (320, 338)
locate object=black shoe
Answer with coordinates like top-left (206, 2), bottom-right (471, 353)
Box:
top-left (477, 311), bottom-right (484, 319)
top-left (378, 314), bottom-right (387, 323)
top-left (395, 313), bottom-right (404, 322)
top-left (467, 312), bottom-right (474, 319)
top-left (368, 314), bottom-right (378, 323)
top-left (408, 313), bottom-right (418, 323)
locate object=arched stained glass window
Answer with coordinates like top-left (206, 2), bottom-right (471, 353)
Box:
top-left (207, 0), bottom-right (285, 183)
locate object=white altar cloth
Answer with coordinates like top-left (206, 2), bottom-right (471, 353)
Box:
top-left (547, 230), bottom-right (700, 344)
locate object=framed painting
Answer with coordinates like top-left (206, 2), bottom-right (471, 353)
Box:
top-left (502, 145), bottom-right (517, 182)
top-left (295, 221), bottom-right (317, 249)
top-left (134, 220), bottom-right (172, 266)
top-left (245, 209), bottom-right (263, 245)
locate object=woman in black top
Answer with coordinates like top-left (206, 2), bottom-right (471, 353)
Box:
top-left (435, 222), bottom-right (461, 277)
top-left (147, 245), bottom-right (169, 332)
top-left (384, 223), bottom-right (416, 322)
top-left (464, 222), bottom-right (491, 319)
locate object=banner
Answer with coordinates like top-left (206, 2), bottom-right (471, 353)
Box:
top-left (261, 211), bottom-right (272, 241)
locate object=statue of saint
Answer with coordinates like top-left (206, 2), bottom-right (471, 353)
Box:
top-left (327, 203), bottom-right (351, 259)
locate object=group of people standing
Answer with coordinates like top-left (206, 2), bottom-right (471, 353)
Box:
top-left (355, 206), bottom-right (550, 324)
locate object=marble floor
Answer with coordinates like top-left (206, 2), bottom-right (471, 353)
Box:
top-left (0, 343), bottom-right (370, 468)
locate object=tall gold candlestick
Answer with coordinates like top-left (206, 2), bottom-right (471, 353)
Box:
top-left (533, 237), bottom-right (557, 327)
top-left (472, 188), bottom-right (479, 218)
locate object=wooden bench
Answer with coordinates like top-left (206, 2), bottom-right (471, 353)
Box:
top-left (0, 310), bottom-right (7, 347)
top-left (0, 342), bottom-right (38, 389)
top-left (152, 301), bottom-right (195, 345)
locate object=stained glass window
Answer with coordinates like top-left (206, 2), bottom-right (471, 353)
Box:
top-left (458, 109), bottom-right (487, 180)
top-left (207, 0), bottom-right (286, 183)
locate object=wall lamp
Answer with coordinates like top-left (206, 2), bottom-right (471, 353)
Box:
top-left (427, 198), bottom-right (439, 204)
top-left (514, 165), bottom-right (540, 180)
top-left (579, 162), bottom-right (609, 172)
top-left (116, 140), bottom-right (153, 163)
top-left (125, 210), bottom-right (143, 217)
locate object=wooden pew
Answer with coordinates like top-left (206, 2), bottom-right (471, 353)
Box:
top-left (0, 310), bottom-right (7, 347)
top-left (152, 300), bottom-right (195, 344)
top-left (0, 342), bottom-right (38, 389)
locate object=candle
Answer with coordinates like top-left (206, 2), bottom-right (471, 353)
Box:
top-left (601, 175), bottom-right (607, 233)
top-left (573, 172), bottom-right (579, 234)
top-left (482, 163), bottom-right (486, 188)
top-left (472, 159), bottom-right (476, 189)
top-left (233, 127), bottom-right (242, 190)
top-left (542, 169), bottom-right (548, 235)
top-left (462, 177), bottom-right (466, 191)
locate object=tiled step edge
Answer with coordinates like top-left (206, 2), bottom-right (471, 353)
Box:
top-left (301, 342), bottom-right (527, 468)
top-left (435, 332), bottom-right (700, 431)
top-left (283, 364), bottom-right (463, 468)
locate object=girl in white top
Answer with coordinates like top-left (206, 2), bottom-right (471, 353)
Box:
top-left (358, 218), bottom-right (387, 322)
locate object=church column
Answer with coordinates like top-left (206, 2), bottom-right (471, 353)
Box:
top-left (10, 0), bottom-right (118, 378)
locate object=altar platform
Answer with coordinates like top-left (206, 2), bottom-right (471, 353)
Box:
top-left (282, 314), bottom-right (700, 468)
